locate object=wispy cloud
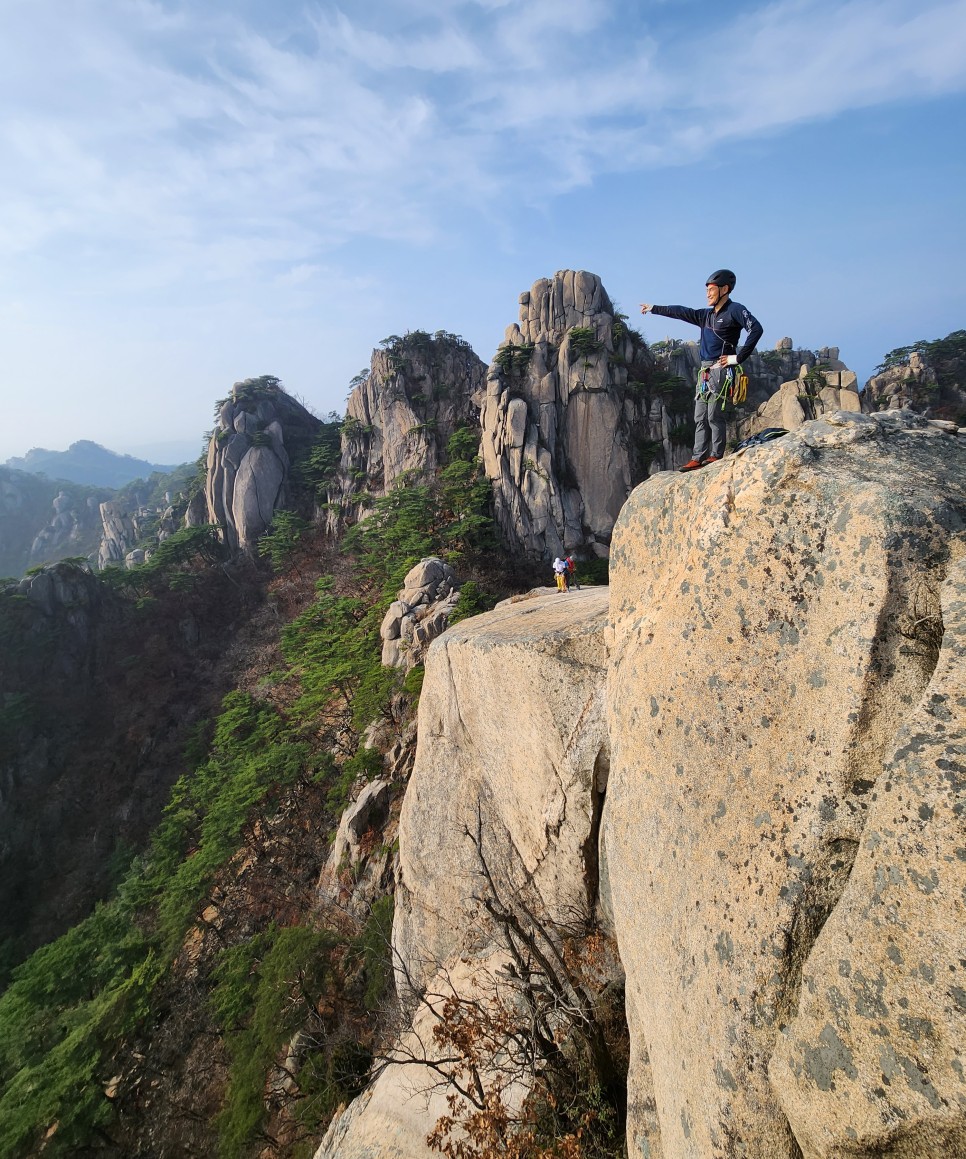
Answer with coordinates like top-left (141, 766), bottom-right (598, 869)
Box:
top-left (0, 0), bottom-right (964, 287)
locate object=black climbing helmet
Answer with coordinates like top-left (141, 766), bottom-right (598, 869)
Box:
top-left (706, 269), bottom-right (736, 291)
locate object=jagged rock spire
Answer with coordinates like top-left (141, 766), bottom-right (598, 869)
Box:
top-left (326, 331), bottom-right (486, 534)
top-left (481, 270), bottom-right (661, 561)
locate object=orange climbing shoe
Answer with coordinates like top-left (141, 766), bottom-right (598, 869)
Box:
top-left (678, 459), bottom-right (704, 472)
top-left (704, 455), bottom-right (722, 464)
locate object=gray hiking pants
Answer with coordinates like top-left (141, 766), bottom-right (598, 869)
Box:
top-left (693, 365), bottom-right (729, 460)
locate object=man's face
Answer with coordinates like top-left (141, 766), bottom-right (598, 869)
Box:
top-left (706, 281), bottom-right (729, 307)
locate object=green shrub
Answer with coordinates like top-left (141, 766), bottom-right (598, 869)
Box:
top-left (259, 511), bottom-right (311, 572)
top-left (211, 924), bottom-right (345, 1159)
top-left (402, 664), bottom-right (425, 700)
top-left (495, 343), bottom-right (535, 378)
top-left (449, 581), bottom-right (498, 626)
top-left (568, 326), bottom-right (602, 360)
top-left (578, 558), bottom-right (610, 586)
top-left (352, 896), bottom-right (395, 1012)
top-left (0, 901), bottom-right (161, 1157)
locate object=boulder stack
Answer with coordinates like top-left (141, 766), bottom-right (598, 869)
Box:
top-left (379, 556), bottom-right (460, 670)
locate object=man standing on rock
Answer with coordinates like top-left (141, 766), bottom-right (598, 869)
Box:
top-left (641, 270), bottom-right (763, 471)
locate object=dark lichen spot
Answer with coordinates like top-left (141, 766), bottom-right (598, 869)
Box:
top-left (716, 930), bottom-right (735, 964)
top-left (715, 1062), bottom-right (739, 1091)
top-left (803, 1024), bottom-right (858, 1090)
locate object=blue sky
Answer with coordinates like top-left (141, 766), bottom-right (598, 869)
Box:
top-left (2, 0), bottom-right (965, 464)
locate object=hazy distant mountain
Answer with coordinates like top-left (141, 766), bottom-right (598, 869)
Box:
top-left (5, 440), bottom-right (183, 488)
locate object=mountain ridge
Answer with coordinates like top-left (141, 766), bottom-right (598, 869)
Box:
top-left (5, 439), bottom-right (185, 488)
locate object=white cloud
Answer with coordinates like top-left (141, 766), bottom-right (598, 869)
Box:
top-left (309, 9), bottom-right (483, 72)
top-left (0, 0), bottom-right (964, 288)
top-left (680, 0), bottom-right (966, 149)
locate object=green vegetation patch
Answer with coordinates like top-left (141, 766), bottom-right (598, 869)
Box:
top-left (211, 924), bottom-right (364, 1159)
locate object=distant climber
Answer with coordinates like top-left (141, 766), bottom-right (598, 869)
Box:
top-left (641, 270), bottom-right (763, 471)
top-left (566, 555), bottom-right (580, 590)
top-left (553, 556), bottom-right (570, 593)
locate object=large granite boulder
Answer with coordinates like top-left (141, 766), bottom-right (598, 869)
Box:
top-left (747, 365), bottom-right (861, 436)
top-left (316, 778), bottom-right (394, 919)
top-left (771, 554), bottom-right (966, 1156)
top-left (606, 409), bottom-right (966, 1157)
top-left (97, 498), bottom-right (139, 567)
top-left (393, 587), bottom-right (612, 994)
top-left (316, 588), bottom-right (612, 1159)
top-left (205, 376), bottom-right (321, 553)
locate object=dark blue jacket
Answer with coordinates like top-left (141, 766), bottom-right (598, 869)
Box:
top-left (650, 299), bottom-right (763, 364)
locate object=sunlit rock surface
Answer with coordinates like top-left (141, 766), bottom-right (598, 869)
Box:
top-left (318, 410), bottom-right (966, 1158)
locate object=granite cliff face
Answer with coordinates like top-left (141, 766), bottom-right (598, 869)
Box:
top-left (0, 550), bottom-right (262, 963)
top-left (320, 411), bottom-right (966, 1158)
top-left (97, 493), bottom-right (182, 569)
top-left (607, 409), bottom-right (965, 1157)
top-left (326, 332), bottom-right (487, 533)
top-left (0, 468), bottom-right (110, 577)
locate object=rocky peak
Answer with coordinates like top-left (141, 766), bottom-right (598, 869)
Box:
top-left (864, 349), bottom-right (966, 425)
top-left (205, 376), bottom-right (322, 554)
top-left (326, 332), bottom-right (487, 534)
top-left (481, 270), bottom-right (672, 561)
top-left (97, 496), bottom-right (181, 570)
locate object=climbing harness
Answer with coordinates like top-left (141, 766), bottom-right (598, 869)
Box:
top-left (697, 362), bottom-right (734, 404)
top-left (699, 308), bottom-right (749, 406)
